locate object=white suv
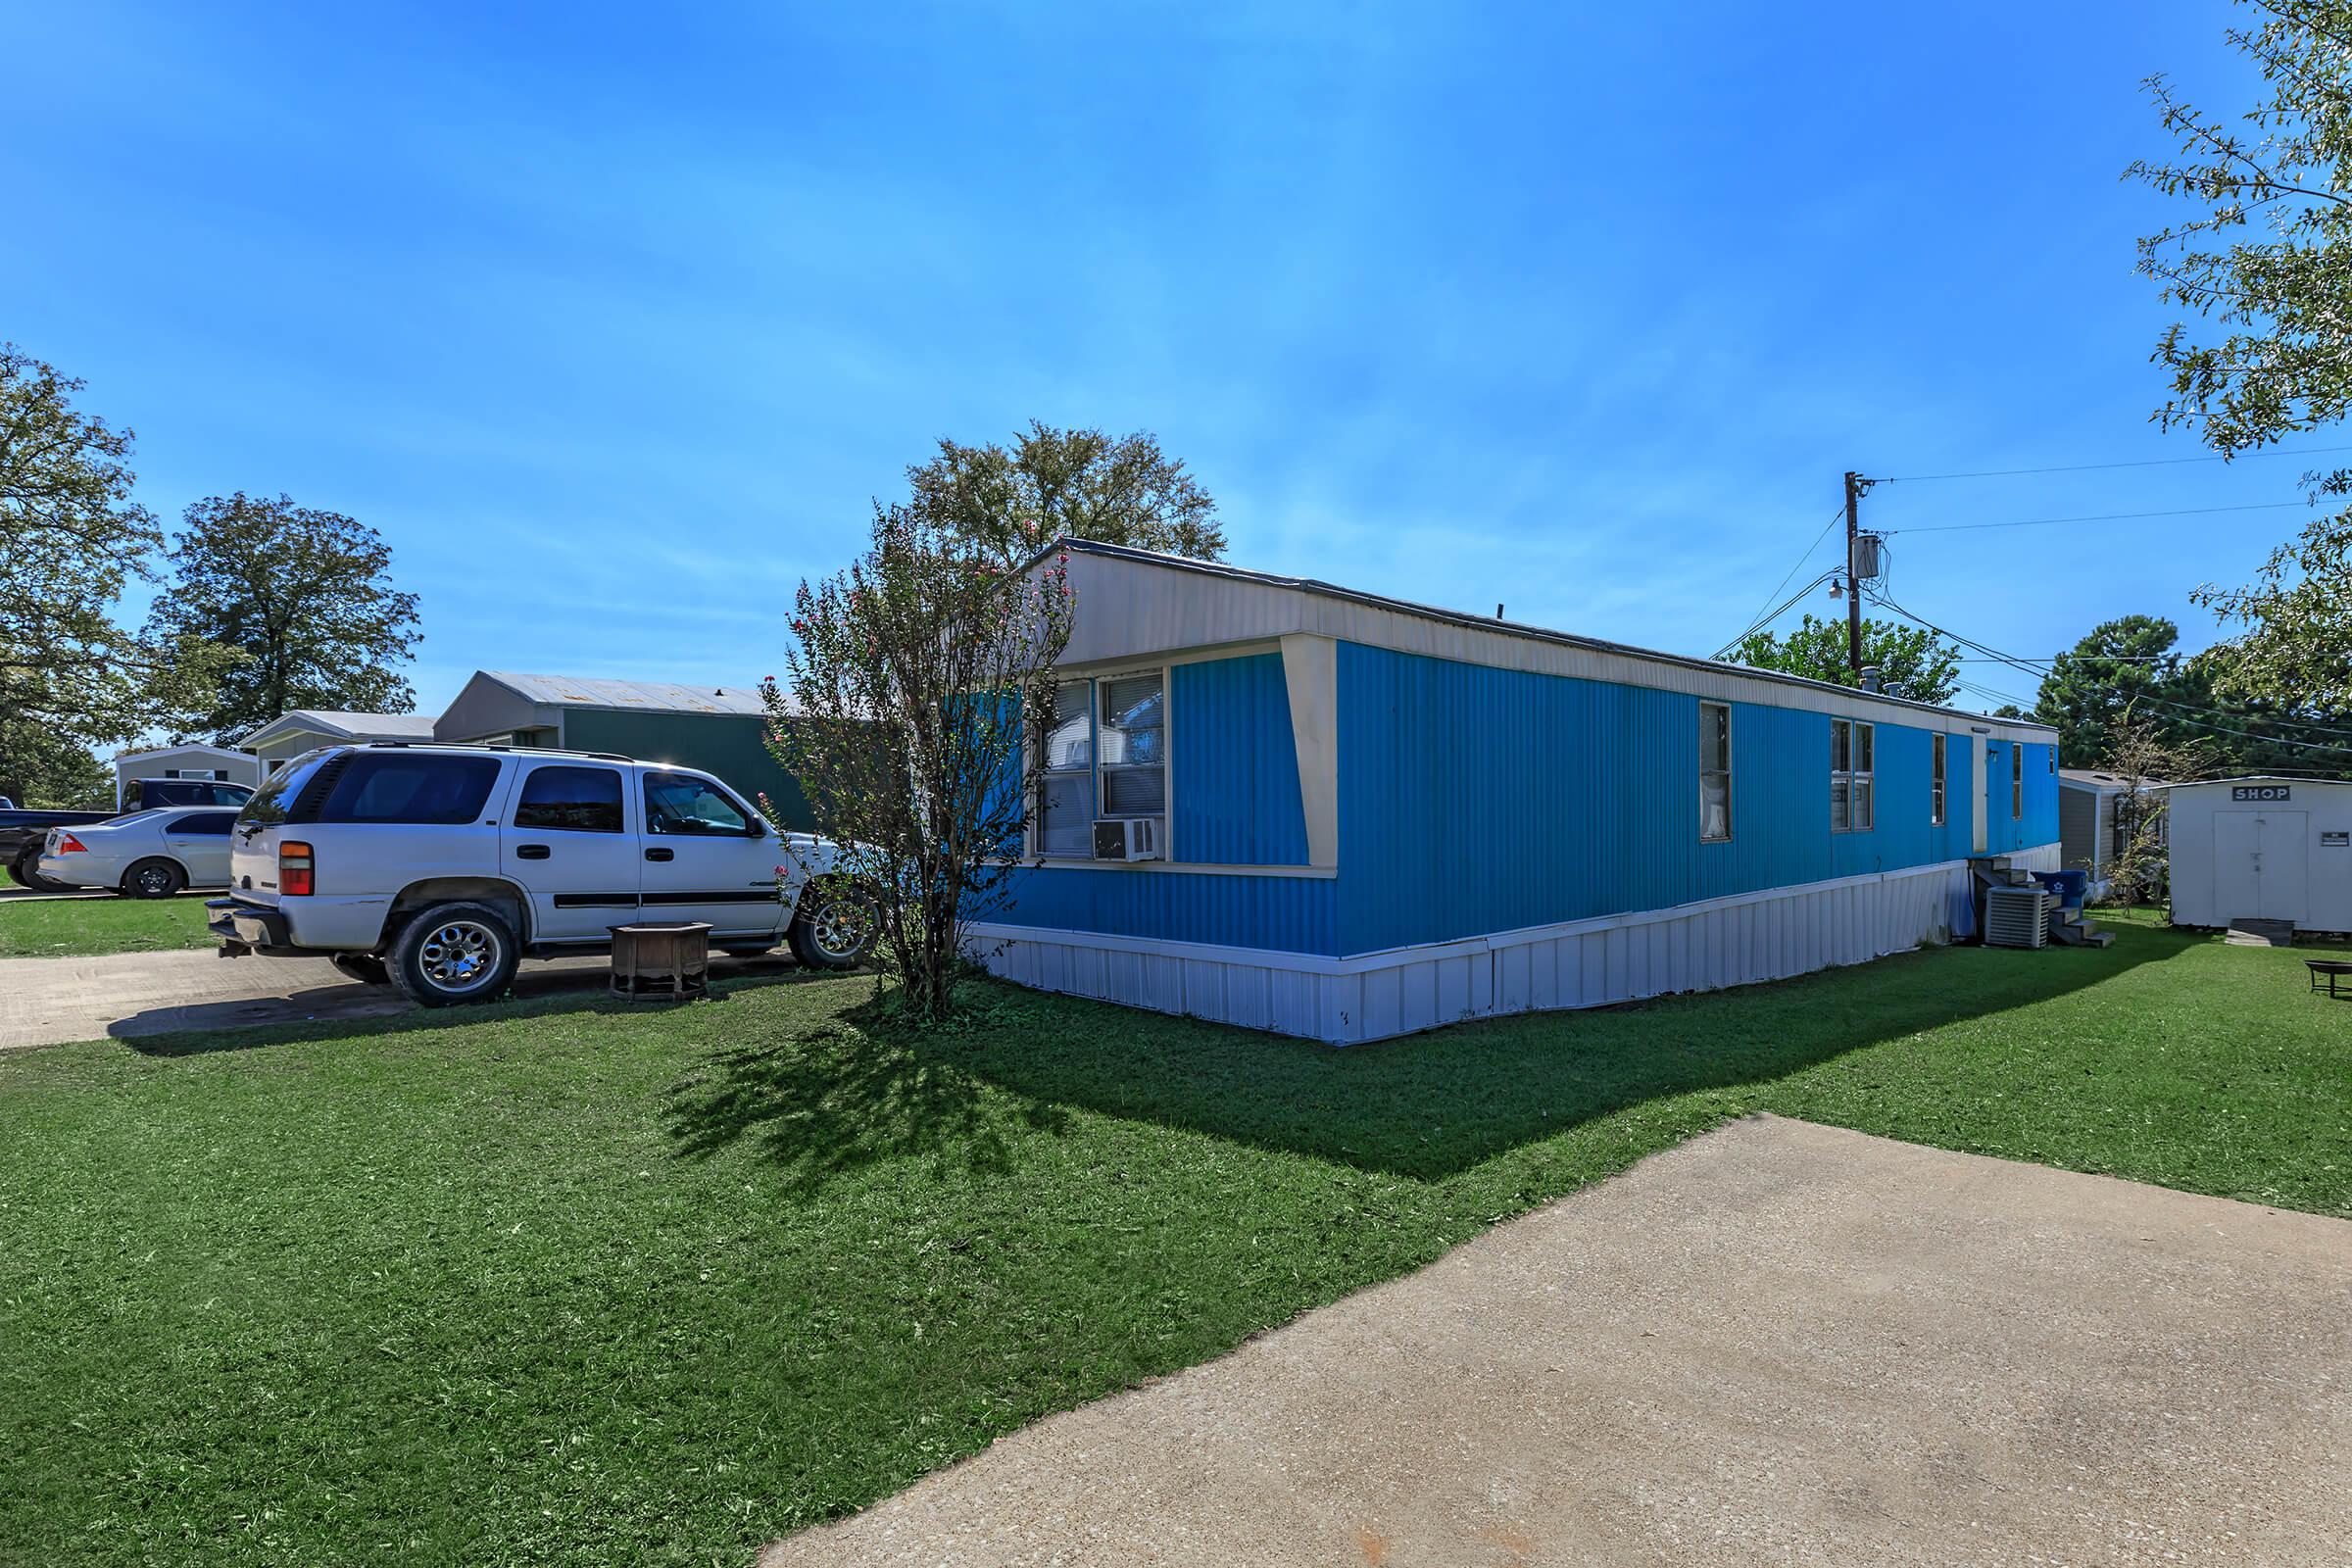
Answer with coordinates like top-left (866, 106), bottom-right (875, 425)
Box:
top-left (208, 743), bottom-right (870, 1005)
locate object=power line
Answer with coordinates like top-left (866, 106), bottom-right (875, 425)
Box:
top-left (1884, 500), bottom-right (2309, 535)
top-left (1731, 506), bottom-right (1845, 652)
top-left (1714, 565), bottom-right (1841, 662)
top-left (1878, 443), bottom-right (2352, 483)
top-left (1872, 592), bottom-right (2352, 757)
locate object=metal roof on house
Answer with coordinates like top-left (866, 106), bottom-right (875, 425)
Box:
top-left (1037, 538), bottom-right (2060, 741)
top-left (289, 710), bottom-right (437, 736)
top-left (477, 671), bottom-right (766, 715)
top-left (2058, 768), bottom-right (2163, 791)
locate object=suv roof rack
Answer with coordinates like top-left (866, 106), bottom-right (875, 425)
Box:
top-left (359, 739), bottom-right (637, 764)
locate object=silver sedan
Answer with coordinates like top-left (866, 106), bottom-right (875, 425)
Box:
top-left (38, 808), bottom-right (239, 898)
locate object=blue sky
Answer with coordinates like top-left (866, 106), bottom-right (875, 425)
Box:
top-left (2, 0), bottom-right (2310, 717)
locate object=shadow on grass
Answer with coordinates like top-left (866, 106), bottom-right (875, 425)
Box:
top-left (917, 924), bottom-right (2198, 1182)
top-left (661, 995), bottom-right (1069, 1195)
top-left (118, 960), bottom-right (823, 1057)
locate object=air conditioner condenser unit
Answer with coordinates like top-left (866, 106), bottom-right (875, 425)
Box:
top-left (1093, 817), bottom-right (1162, 862)
top-left (1984, 886), bottom-right (2050, 950)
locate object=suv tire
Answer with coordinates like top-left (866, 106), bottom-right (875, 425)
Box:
top-left (787, 880), bottom-right (875, 970)
top-left (122, 858), bottom-right (186, 899)
top-left (388, 901), bottom-right (520, 1007)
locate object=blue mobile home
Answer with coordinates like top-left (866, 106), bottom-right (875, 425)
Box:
top-left (974, 541), bottom-right (2060, 1044)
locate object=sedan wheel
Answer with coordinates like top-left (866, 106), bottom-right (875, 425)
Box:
top-left (122, 858), bottom-right (185, 900)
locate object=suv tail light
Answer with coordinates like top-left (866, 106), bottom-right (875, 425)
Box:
top-left (54, 833), bottom-right (87, 855)
top-left (279, 840), bottom-right (315, 897)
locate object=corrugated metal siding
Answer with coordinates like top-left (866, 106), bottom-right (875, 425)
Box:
top-left (1170, 652), bottom-right (1308, 865)
top-left (984, 866), bottom-right (1340, 954)
top-left (1335, 643), bottom-right (2047, 956)
top-left (561, 710), bottom-right (815, 831)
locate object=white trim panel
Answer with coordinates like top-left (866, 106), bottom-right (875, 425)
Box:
top-left (1048, 548), bottom-right (2058, 746)
top-left (967, 847), bottom-right (2059, 1045)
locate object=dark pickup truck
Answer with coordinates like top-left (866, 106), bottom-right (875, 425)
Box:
top-left (2, 778), bottom-right (255, 890)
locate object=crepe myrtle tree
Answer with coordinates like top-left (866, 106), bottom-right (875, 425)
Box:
top-left (763, 503), bottom-right (1075, 1021)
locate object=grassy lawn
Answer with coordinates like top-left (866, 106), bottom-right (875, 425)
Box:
top-left (0, 896), bottom-right (215, 958)
top-left (3, 915), bottom-right (2345, 1566)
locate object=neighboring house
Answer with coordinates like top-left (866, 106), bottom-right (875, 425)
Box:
top-left (240, 710), bottom-right (440, 772)
top-left (974, 540), bottom-right (2062, 1046)
top-left (110, 744), bottom-right (262, 808)
top-left (2058, 768), bottom-right (2170, 894)
top-left (433, 670), bottom-right (813, 830)
top-left (2163, 776), bottom-right (2352, 933)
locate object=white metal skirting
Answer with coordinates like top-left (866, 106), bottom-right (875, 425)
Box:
top-left (964, 847), bottom-right (2061, 1046)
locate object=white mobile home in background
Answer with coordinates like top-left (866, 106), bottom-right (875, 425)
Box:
top-left (2163, 776), bottom-right (2352, 933)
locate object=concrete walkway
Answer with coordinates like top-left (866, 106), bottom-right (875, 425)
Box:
top-left (762, 1116), bottom-right (2352, 1568)
top-left (0, 945), bottom-right (797, 1049)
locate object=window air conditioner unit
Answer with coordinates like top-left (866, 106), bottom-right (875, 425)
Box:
top-left (1093, 817), bottom-right (1161, 862)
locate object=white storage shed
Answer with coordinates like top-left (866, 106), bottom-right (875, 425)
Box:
top-left (2164, 776), bottom-right (2352, 934)
top-left (110, 744), bottom-right (261, 808)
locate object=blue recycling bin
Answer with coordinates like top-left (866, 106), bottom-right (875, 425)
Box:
top-left (2034, 869), bottom-right (2088, 909)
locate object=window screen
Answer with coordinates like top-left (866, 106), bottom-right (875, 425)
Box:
top-left (2012, 746), bottom-right (2025, 816)
top-left (318, 754), bottom-right (503, 824)
top-left (515, 766), bottom-right (624, 833)
top-left (1038, 679), bottom-right (1095, 858)
top-left (1699, 702), bottom-right (1732, 841)
top-left (1931, 733), bottom-right (1947, 827)
top-left (1098, 672), bottom-right (1165, 817)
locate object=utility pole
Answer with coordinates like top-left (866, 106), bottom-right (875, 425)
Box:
top-left (1842, 470), bottom-right (1873, 680)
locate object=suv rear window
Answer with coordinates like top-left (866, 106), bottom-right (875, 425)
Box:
top-left (318, 754), bottom-right (503, 824)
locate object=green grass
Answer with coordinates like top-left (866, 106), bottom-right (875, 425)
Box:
top-left (2, 917), bottom-right (2345, 1566)
top-left (0, 896), bottom-right (215, 958)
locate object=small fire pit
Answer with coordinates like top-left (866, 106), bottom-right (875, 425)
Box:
top-left (608, 921), bottom-right (713, 1003)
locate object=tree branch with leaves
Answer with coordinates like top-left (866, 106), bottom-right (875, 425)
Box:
top-left (764, 503), bottom-right (1075, 1022)
top-left (2132, 1), bottom-right (2352, 710)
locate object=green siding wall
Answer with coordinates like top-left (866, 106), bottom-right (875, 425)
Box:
top-left (559, 710), bottom-right (814, 831)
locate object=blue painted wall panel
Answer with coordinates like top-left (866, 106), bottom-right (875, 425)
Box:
top-left (1171, 653), bottom-right (1308, 865)
top-left (987, 865), bottom-right (1339, 954)
top-left (1335, 643), bottom-right (2056, 955)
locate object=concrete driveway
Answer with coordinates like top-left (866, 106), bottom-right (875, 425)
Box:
top-left (0, 945), bottom-right (800, 1049)
top-left (763, 1116), bottom-right (2352, 1568)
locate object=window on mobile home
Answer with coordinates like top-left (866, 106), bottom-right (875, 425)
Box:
top-left (1098, 672), bottom-right (1166, 817)
top-left (1038, 679), bottom-right (1095, 858)
top-left (2012, 745), bottom-right (2024, 816)
top-left (1931, 733), bottom-right (1946, 826)
top-left (1832, 718), bottom-right (1874, 831)
top-left (1699, 702), bottom-right (1732, 841)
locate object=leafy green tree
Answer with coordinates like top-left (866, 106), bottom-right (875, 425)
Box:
top-left (142, 493), bottom-right (421, 744)
top-left (2030, 613), bottom-right (2351, 774)
top-left (2131, 2), bottom-right (2352, 709)
top-left (905, 421), bottom-right (1224, 563)
top-left (2031, 614), bottom-right (2197, 764)
top-left (0, 727), bottom-right (111, 809)
top-left (765, 497), bottom-right (1076, 1021)
top-left (0, 344), bottom-right (221, 752)
top-left (1728, 614), bottom-right (1961, 705)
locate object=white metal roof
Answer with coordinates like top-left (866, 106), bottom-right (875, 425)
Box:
top-left (241, 710), bottom-right (439, 745)
top-left (476, 671), bottom-right (766, 715)
top-left (112, 743), bottom-right (255, 765)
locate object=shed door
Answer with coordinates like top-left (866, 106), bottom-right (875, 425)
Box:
top-left (2214, 810), bottom-right (2309, 922)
